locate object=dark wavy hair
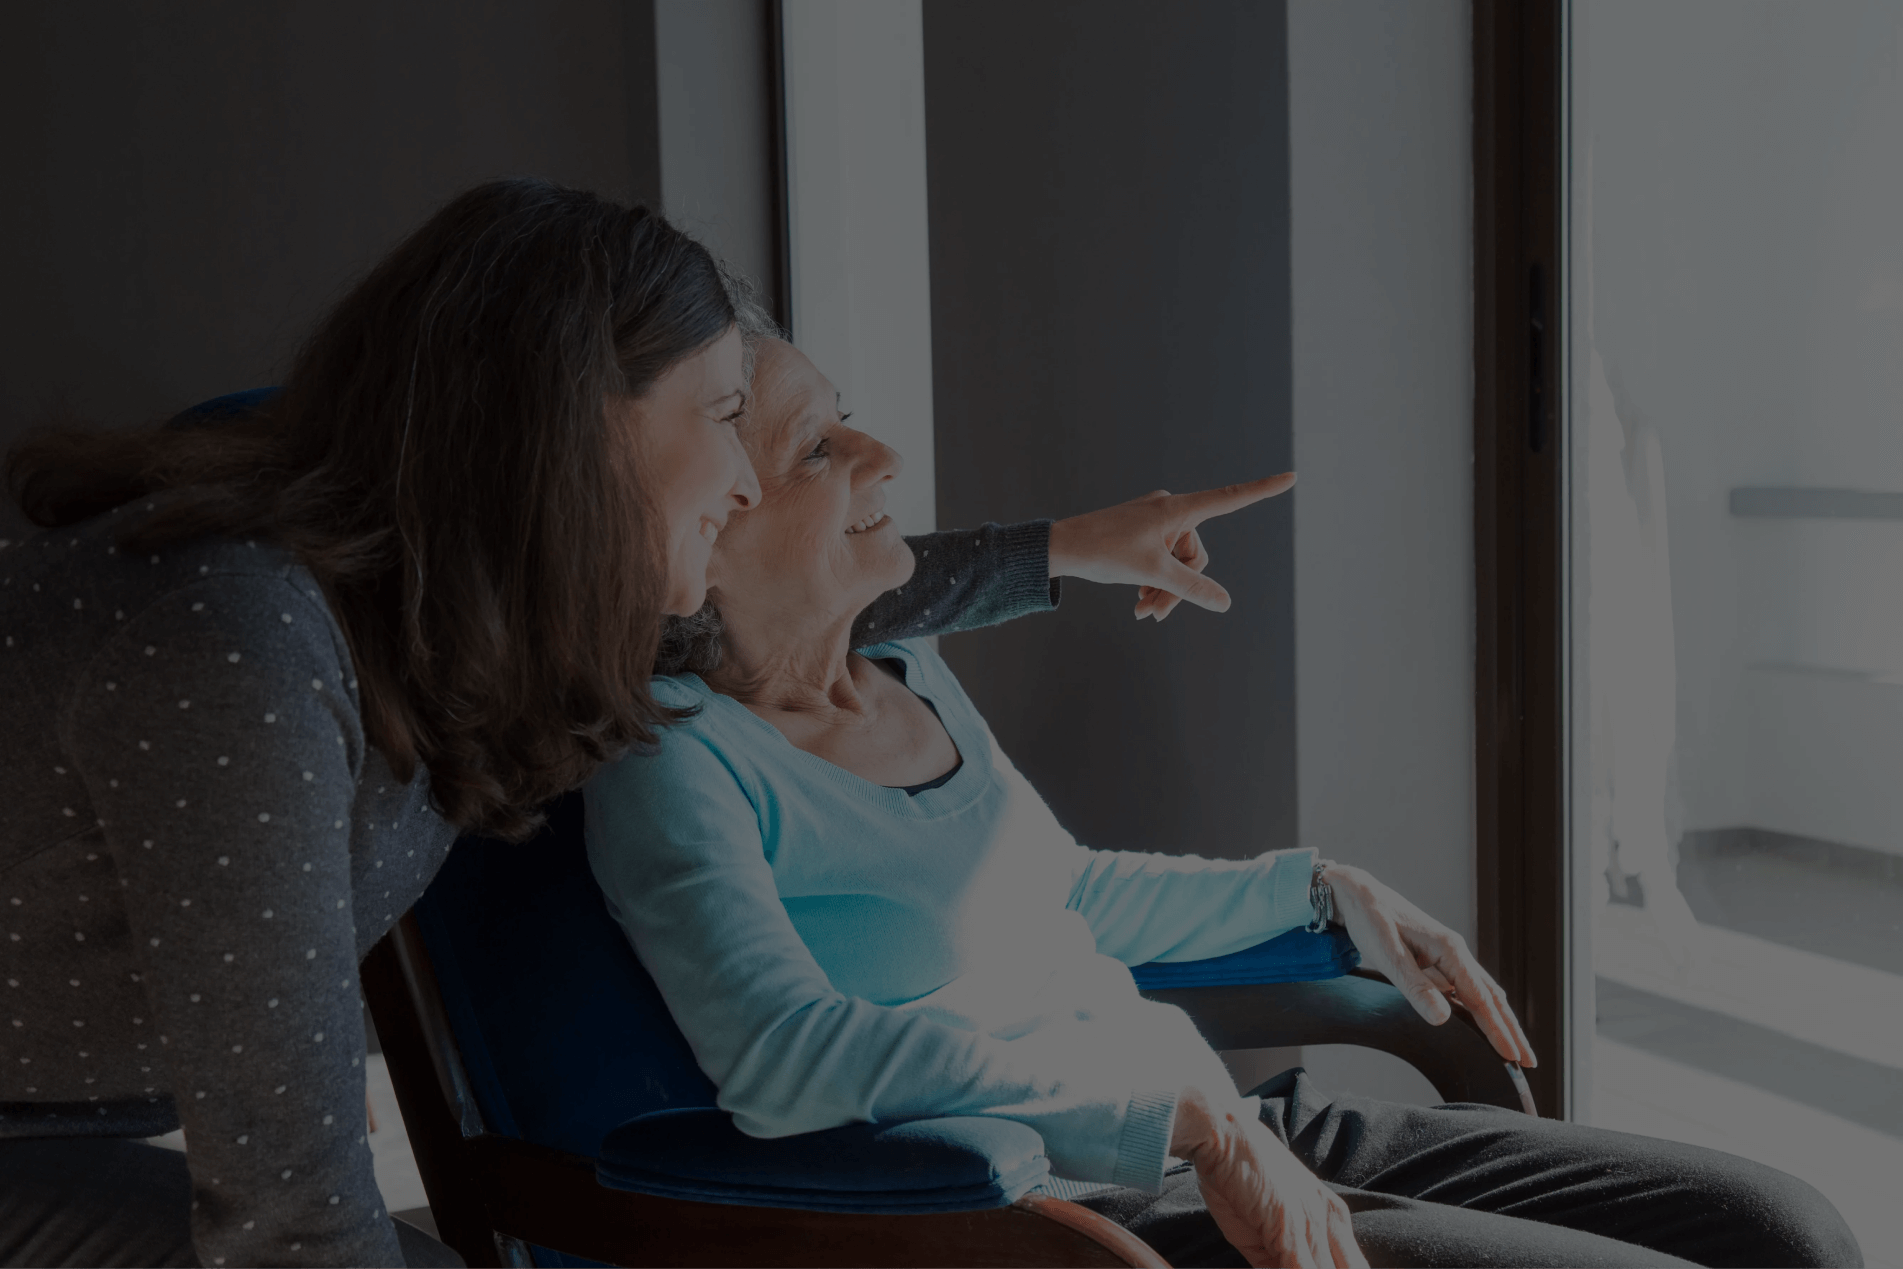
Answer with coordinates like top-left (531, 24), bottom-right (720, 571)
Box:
top-left (5, 178), bottom-right (735, 840)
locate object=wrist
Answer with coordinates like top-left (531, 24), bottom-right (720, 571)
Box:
top-left (1046, 516), bottom-right (1078, 579)
top-left (1168, 1085), bottom-right (1244, 1160)
top-left (1306, 857), bottom-right (1340, 932)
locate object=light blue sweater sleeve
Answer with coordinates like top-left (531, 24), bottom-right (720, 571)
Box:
top-left (584, 713), bottom-right (1185, 1189)
top-left (1064, 846), bottom-right (1318, 965)
top-left (956, 705), bottom-right (1316, 968)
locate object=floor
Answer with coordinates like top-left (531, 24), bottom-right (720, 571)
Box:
top-left (1593, 845), bottom-right (1903, 1268)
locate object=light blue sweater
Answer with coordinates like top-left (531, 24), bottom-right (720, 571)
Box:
top-left (585, 639), bottom-right (1315, 1191)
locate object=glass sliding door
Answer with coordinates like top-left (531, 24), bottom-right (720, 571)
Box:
top-left (1567, 4), bottom-right (1903, 1263)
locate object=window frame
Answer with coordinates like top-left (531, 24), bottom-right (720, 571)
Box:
top-left (1472, 0), bottom-right (1569, 1121)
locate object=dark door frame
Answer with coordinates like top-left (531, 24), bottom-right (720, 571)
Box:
top-left (1473, 0), bottom-right (1567, 1121)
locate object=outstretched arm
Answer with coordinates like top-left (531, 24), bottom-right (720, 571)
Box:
top-left (850, 473), bottom-right (1297, 645)
top-left (852, 521), bottom-right (1058, 646)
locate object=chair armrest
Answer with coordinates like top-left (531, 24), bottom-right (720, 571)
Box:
top-left (1128, 926), bottom-right (1358, 989)
top-left (597, 1107), bottom-right (1051, 1214)
top-left (1141, 971), bottom-right (1538, 1114)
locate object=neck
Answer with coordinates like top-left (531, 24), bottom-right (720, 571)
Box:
top-left (706, 599), bottom-right (867, 716)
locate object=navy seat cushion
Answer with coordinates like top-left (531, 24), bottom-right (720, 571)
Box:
top-left (1128, 924), bottom-right (1359, 989)
top-left (597, 1108), bottom-right (1049, 1214)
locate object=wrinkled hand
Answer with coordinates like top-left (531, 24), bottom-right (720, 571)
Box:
top-left (1047, 474), bottom-right (1297, 620)
top-left (1172, 1087), bottom-right (1367, 1269)
top-left (1324, 864), bottom-right (1538, 1067)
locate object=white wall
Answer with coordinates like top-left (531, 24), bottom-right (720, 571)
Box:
top-left (1227, 0), bottom-right (1475, 1108)
top-left (781, 0), bottom-right (937, 535)
top-left (1289, 0), bottom-right (1475, 945)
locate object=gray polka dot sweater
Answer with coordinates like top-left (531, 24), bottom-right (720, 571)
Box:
top-left (0, 503), bottom-right (1056, 1267)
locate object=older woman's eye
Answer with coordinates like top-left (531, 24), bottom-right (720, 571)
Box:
top-left (805, 437), bottom-right (831, 462)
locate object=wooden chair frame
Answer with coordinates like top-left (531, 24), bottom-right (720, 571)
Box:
top-left (363, 913), bottom-right (1532, 1267)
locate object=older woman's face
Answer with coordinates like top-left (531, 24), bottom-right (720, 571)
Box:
top-left (708, 339), bottom-right (914, 623)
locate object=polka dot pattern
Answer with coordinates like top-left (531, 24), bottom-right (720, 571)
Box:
top-left (3, 524), bottom-right (448, 1266)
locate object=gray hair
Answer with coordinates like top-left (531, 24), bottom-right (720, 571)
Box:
top-left (654, 259), bottom-right (776, 678)
top-left (655, 598), bottom-right (725, 677)
top-left (720, 259), bottom-right (785, 381)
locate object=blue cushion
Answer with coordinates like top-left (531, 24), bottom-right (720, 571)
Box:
top-left (165, 386), bottom-right (282, 429)
top-left (597, 1108), bottom-right (1049, 1214)
top-left (413, 793), bottom-right (720, 1157)
top-left (1128, 924), bottom-right (1359, 989)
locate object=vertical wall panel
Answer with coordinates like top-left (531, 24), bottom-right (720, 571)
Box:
top-left (924, 0), bottom-right (1295, 857)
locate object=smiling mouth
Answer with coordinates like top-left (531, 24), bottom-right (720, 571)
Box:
top-left (844, 513), bottom-right (890, 535)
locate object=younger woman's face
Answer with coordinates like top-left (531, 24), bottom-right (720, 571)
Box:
top-left (622, 326), bottom-right (762, 615)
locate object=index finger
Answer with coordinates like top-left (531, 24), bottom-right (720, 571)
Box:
top-left (1174, 473), bottom-right (1298, 526)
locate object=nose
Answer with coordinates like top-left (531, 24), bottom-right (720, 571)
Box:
top-left (727, 428), bottom-right (761, 510)
top-left (848, 428), bottom-right (903, 487)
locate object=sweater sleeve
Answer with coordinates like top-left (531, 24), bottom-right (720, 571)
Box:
top-left (584, 734), bottom-right (1184, 1190)
top-left (851, 521), bottom-right (1060, 647)
top-left (1064, 846), bottom-right (1318, 967)
top-left (60, 578), bottom-right (401, 1269)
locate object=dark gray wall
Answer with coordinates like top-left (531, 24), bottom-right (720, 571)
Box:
top-left (924, 0), bottom-right (1296, 858)
top-left (0, 0), bottom-right (669, 539)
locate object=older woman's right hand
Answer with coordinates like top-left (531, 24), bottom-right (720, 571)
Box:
top-left (1169, 1086), bottom-right (1368, 1269)
top-left (1047, 475), bottom-right (1297, 619)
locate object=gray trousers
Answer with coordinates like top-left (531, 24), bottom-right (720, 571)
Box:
top-left (0, 1137), bottom-right (462, 1268)
top-left (1078, 1068), bottom-right (1863, 1268)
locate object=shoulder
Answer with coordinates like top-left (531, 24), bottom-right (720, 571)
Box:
top-left (86, 552), bottom-right (351, 689)
top-left (37, 525), bottom-right (361, 751)
top-left (3, 512), bottom-right (353, 705)
top-left (6, 507), bottom-right (345, 650)
top-left (585, 679), bottom-right (769, 881)
top-left (649, 672), bottom-right (711, 712)
top-left (587, 675), bottom-right (756, 816)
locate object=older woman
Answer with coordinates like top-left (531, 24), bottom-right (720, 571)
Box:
top-left (585, 338), bottom-right (1860, 1269)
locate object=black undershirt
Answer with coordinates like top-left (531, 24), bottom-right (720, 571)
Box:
top-left (876, 658), bottom-right (964, 795)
